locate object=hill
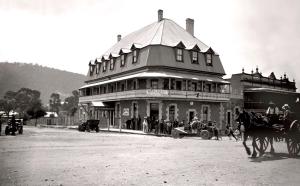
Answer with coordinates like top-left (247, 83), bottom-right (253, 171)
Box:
top-left (0, 62), bottom-right (86, 105)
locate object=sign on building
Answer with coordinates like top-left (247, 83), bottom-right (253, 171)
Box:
top-left (123, 108), bottom-right (129, 116)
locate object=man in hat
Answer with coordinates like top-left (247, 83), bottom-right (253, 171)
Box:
top-left (266, 101), bottom-right (279, 125)
top-left (282, 104), bottom-right (291, 131)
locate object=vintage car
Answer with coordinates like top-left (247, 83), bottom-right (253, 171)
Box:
top-left (78, 120), bottom-right (100, 132)
top-left (5, 119), bottom-right (23, 135)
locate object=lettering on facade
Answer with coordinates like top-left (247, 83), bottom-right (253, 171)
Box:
top-left (123, 108), bottom-right (129, 116)
top-left (146, 89), bottom-right (169, 96)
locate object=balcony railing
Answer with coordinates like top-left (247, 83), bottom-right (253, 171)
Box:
top-left (79, 89), bottom-right (230, 103)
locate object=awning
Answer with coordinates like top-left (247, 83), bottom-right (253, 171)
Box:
top-left (80, 72), bottom-right (230, 89)
top-left (91, 101), bottom-right (106, 107)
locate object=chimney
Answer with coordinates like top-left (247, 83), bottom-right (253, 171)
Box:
top-left (186, 18), bottom-right (194, 36)
top-left (158, 9), bottom-right (163, 22)
top-left (117, 34), bottom-right (122, 42)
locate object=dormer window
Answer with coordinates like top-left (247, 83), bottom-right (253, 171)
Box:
top-left (192, 51), bottom-right (198, 64)
top-left (96, 63), bottom-right (100, 74)
top-left (89, 62), bottom-right (95, 76)
top-left (206, 53), bottom-right (212, 66)
top-left (103, 61), bottom-right (107, 72)
top-left (89, 65), bottom-right (93, 76)
top-left (120, 55), bottom-right (125, 67)
top-left (132, 50), bottom-right (138, 63)
top-left (176, 48), bottom-right (183, 62)
top-left (174, 42), bottom-right (185, 62)
top-left (110, 58), bottom-right (115, 70)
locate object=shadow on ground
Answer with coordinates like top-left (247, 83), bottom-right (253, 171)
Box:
top-left (249, 152), bottom-right (300, 163)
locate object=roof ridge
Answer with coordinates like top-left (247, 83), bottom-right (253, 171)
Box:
top-left (159, 19), bottom-right (166, 44)
top-left (149, 20), bottom-right (164, 44)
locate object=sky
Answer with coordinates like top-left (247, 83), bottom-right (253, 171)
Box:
top-left (0, 0), bottom-right (300, 89)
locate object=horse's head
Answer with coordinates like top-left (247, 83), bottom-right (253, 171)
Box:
top-left (236, 111), bottom-right (251, 129)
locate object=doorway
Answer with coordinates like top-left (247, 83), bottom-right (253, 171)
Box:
top-left (189, 111), bottom-right (195, 123)
top-left (150, 103), bottom-right (159, 121)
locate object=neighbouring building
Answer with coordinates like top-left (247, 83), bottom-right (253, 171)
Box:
top-left (79, 10), bottom-right (237, 130)
top-left (229, 67), bottom-right (300, 115)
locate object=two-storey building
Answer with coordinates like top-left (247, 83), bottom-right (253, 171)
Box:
top-left (229, 67), bottom-right (299, 114)
top-left (79, 10), bottom-right (233, 130)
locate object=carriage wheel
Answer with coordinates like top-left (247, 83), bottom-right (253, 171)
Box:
top-left (253, 136), bottom-right (269, 154)
top-left (200, 130), bottom-right (210, 140)
top-left (286, 120), bottom-right (300, 156)
top-left (286, 137), bottom-right (300, 156)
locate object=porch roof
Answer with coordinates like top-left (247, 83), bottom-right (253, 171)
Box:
top-left (80, 72), bottom-right (229, 89)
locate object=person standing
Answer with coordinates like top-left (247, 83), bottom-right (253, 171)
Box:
top-left (226, 124), bottom-right (237, 141)
top-left (266, 101), bottom-right (279, 125)
top-left (212, 121), bottom-right (219, 140)
top-left (142, 117), bottom-right (148, 133)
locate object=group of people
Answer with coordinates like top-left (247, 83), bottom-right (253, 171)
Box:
top-left (142, 117), bottom-right (180, 135)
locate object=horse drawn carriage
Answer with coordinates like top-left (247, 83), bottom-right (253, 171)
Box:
top-left (237, 109), bottom-right (300, 157)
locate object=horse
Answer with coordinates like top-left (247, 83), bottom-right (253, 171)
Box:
top-left (236, 110), bottom-right (276, 158)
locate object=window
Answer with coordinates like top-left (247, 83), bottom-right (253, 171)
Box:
top-left (120, 55), bottom-right (125, 67)
top-left (110, 59), bottom-right (114, 70)
top-left (163, 79), bottom-right (169, 90)
top-left (116, 103), bottom-right (121, 118)
top-left (206, 53), bottom-right (212, 66)
top-left (192, 51), bottom-right (198, 63)
top-left (133, 80), bottom-right (137, 90)
top-left (176, 81), bottom-right (182, 90)
top-left (132, 50), bottom-right (138, 63)
top-left (151, 79), bottom-right (158, 89)
top-left (169, 105), bottom-right (175, 122)
top-left (96, 63), bottom-right (100, 74)
top-left (203, 106), bottom-right (208, 121)
top-left (103, 61), bottom-right (107, 72)
top-left (191, 82), bottom-right (197, 91)
top-left (176, 48), bottom-right (183, 62)
top-left (89, 65), bottom-right (94, 76)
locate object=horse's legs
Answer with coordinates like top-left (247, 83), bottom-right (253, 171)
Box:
top-left (251, 137), bottom-right (257, 158)
top-left (270, 136), bottom-right (275, 154)
top-left (242, 133), bottom-right (251, 155)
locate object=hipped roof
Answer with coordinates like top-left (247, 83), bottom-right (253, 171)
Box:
top-left (104, 19), bottom-right (210, 56)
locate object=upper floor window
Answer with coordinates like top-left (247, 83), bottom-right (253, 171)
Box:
top-left (151, 79), bottom-right (158, 89)
top-left (206, 53), bottom-right (212, 66)
top-left (96, 63), bottom-right (100, 74)
top-left (132, 50), bottom-right (138, 63)
top-left (103, 61), bottom-right (107, 72)
top-left (120, 55), bottom-right (125, 67)
top-left (176, 48), bottom-right (183, 62)
top-left (192, 51), bottom-right (198, 64)
top-left (110, 58), bottom-right (115, 70)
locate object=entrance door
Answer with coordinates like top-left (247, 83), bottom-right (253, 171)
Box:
top-left (150, 103), bottom-right (159, 121)
top-left (189, 111), bottom-right (195, 123)
top-left (109, 110), bottom-right (115, 127)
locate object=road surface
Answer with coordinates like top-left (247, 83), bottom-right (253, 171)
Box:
top-left (0, 126), bottom-right (300, 186)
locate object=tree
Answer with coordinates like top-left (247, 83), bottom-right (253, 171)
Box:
top-left (26, 101), bottom-right (46, 126)
top-left (62, 90), bottom-right (79, 116)
top-left (14, 88), bottom-right (41, 118)
top-left (49, 93), bottom-right (61, 114)
top-left (0, 91), bottom-right (17, 117)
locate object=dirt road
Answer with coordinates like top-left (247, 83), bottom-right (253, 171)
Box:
top-left (0, 126), bottom-right (299, 186)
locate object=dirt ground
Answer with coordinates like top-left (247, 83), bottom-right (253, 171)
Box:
top-left (0, 126), bottom-right (300, 186)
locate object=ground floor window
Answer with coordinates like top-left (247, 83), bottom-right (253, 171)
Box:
top-left (227, 111), bottom-right (231, 125)
top-left (202, 106), bottom-right (208, 121)
top-left (169, 105), bottom-right (175, 122)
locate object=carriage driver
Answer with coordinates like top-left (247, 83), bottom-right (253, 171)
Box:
top-left (266, 101), bottom-right (279, 124)
top-left (282, 104), bottom-right (291, 131)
